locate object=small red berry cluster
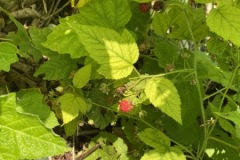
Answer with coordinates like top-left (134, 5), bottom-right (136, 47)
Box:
top-left (119, 100), bottom-right (133, 113)
top-left (139, 1), bottom-right (164, 13)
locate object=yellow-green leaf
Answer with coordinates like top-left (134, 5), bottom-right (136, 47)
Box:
top-left (145, 77), bottom-right (182, 124)
top-left (59, 93), bottom-right (88, 124)
top-left (73, 25), bottom-right (139, 79)
top-left (73, 64), bottom-right (92, 89)
top-left (207, 5), bottom-right (240, 46)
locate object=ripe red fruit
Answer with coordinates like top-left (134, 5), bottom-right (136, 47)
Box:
top-left (139, 3), bottom-right (151, 13)
top-left (119, 100), bottom-right (133, 113)
top-left (152, 1), bottom-right (164, 11)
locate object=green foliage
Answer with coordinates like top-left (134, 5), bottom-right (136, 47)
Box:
top-left (0, 93), bottom-right (69, 159)
top-left (207, 4), bottom-right (240, 46)
top-left (145, 77), bottom-right (182, 124)
top-left (1, 0), bottom-right (240, 159)
top-left (0, 42), bottom-right (18, 71)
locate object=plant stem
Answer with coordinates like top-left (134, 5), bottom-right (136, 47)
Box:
top-left (209, 136), bottom-right (240, 150)
top-left (183, 9), bottom-right (207, 159)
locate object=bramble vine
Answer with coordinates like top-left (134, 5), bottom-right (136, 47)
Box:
top-left (0, 0), bottom-right (240, 159)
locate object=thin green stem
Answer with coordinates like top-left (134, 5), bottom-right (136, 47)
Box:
top-left (129, 69), bottom-right (194, 80)
top-left (209, 136), bottom-right (240, 150)
top-left (183, 9), bottom-right (207, 159)
top-left (203, 88), bottom-right (226, 101)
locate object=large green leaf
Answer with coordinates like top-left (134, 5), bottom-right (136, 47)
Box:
top-left (138, 128), bottom-right (170, 150)
top-left (16, 89), bottom-right (59, 129)
top-left (76, 0), bottom-right (131, 29)
top-left (59, 93), bottom-right (88, 124)
top-left (0, 42), bottom-right (18, 71)
top-left (34, 54), bottom-right (76, 80)
top-left (153, 6), bottom-right (208, 41)
top-left (73, 25), bottom-right (139, 79)
top-left (207, 5), bottom-right (240, 46)
top-left (0, 93), bottom-right (69, 159)
top-left (145, 77), bottom-right (182, 124)
top-left (141, 148), bottom-right (186, 160)
top-left (43, 0), bottom-right (131, 58)
top-left (43, 22), bottom-right (87, 58)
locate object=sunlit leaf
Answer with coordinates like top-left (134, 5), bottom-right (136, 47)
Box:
top-left (145, 77), bottom-right (182, 124)
top-left (0, 93), bottom-right (69, 159)
top-left (207, 5), bottom-right (240, 46)
top-left (59, 93), bottom-right (88, 124)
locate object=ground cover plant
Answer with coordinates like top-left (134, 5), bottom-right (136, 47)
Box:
top-left (0, 0), bottom-right (240, 159)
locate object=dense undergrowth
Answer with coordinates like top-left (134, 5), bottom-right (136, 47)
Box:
top-left (0, 0), bottom-right (240, 159)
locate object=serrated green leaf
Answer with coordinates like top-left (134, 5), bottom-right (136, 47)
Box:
top-left (0, 42), bottom-right (18, 71)
top-left (141, 148), bottom-right (186, 160)
top-left (34, 54), bottom-right (76, 80)
top-left (59, 93), bottom-right (88, 124)
top-left (73, 25), bottom-right (139, 79)
top-left (145, 77), bottom-right (182, 124)
top-left (43, 22), bottom-right (87, 58)
top-left (0, 93), bottom-right (69, 159)
top-left (207, 5), bottom-right (240, 46)
top-left (138, 128), bottom-right (170, 150)
top-left (76, 0), bottom-right (131, 29)
top-left (16, 89), bottom-right (59, 129)
top-left (73, 64), bottom-right (92, 89)
top-left (29, 27), bottom-right (58, 58)
top-left (215, 111), bottom-right (240, 127)
top-left (153, 6), bottom-right (208, 41)
top-left (153, 39), bottom-right (179, 68)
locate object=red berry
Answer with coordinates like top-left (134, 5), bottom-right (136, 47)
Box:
top-left (139, 3), bottom-right (151, 13)
top-left (119, 100), bottom-right (133, 113)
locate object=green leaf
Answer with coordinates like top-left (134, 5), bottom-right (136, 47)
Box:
top-left (86, 132), bottom-right (129, 160)
top-left (59, 93), bottom-right (88, 124)
top-left (73, 64), bottom-right (92, 89)
top-left (16, 89), bottom-right (59, 129)
top-left (29, 27), bottom-right (58, 58)
top-left (0, 6), bottom-right (42, 61)
top-left (137, 128), bottom-right (170, 150)
top-left (194, 0), bottom-right (215, 3)
top-left (0, 42), bottom-right (18, 71)
top-left (34, 54), bottom-right (76, 80)
top-left (215, 111), bottom-right (240, 127)
top-left (77, 0), bottom-right (131, 29)
top-left (64, 117), bottom-right (79, 137)
top-left (206, 37), bottom-right (228, 56)
top-left (141, 148), bottom-right (186, 160)
top-left (207, 5), bottom-right (240, 46)
top-left (153, 6), bottom-right (208, 41)
top-left (145, 77), bottom-right (182, 124)
top-left (0, 93), bottom-right (69, 159)
top-left (88, 105), bottom-right (115, 130)
top-left (74, 25), bottom-right (139, 79)
top-left (43, 22), bottom-right (87, 58)
top-left (153, 39), bottom-right (179, 68)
